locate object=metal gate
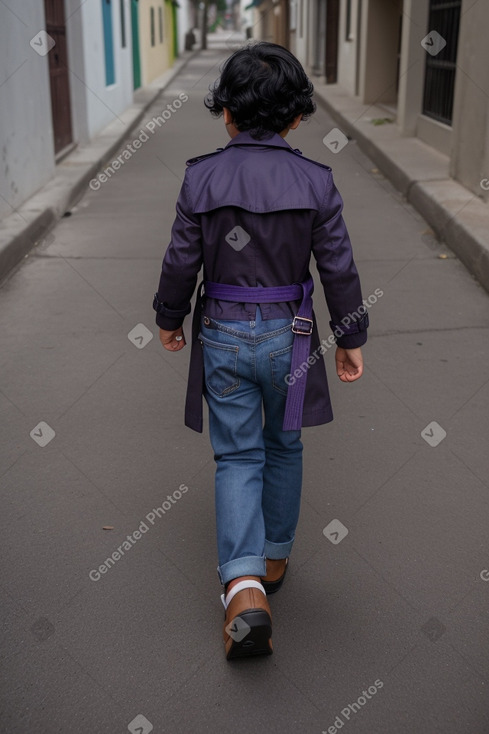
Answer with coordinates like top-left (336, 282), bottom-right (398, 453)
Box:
top-left (422, 0), bottom-right (462, 126)
top-left (44, 0), bottom-right (73, 156)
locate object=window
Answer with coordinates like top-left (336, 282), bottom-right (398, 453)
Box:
top-left (102, 0), bottom-right (115, 85)
top-left (158, 6), bottom-right (163, 43)
top-left (150, 6), bottom-right (155, 46)
top-left (422, 0), bottom-right (462, 126)
top-left (120, 0), bottom-right (126, 47)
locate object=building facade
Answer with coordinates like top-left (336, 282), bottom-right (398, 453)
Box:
top-left (0, 0), bottom-right (135, 219)
top-left (68, 0), bottom-right (134, 144)
top-left (332, 0), bottom-right (489, 200)
top-left (247, 0), bottom-right (289, 47)
top-left (0, 0), bottom-right (192, 222)
top-left (250, 0), bottom-right (489, 203)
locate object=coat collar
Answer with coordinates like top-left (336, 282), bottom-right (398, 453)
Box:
top-left (224, 129), bottom-right (299, 153)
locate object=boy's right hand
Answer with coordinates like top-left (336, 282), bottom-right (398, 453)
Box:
top-left (335, 347), bottom-right (364, 382)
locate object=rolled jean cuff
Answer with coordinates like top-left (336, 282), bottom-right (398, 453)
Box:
top-left (264, 538), bottom-right (294, 560)
top-left (217, 555), bottom-right (267, 586)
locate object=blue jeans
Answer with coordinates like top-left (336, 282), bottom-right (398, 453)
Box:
top-left (199, 306), bottom-right (303, 586)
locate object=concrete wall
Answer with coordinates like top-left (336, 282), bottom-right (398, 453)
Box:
top-left (0, 0), bottom-right (55, 219)
top-left (397, 0), bottom-right (428, 136)
top-left (273, 0), bottom-right (289, 48)
top-left (337, 0), bottom-right (360, 95)
top-left (450, 0), bottom-right (489, 200)
top-left (359, 0), bottom-right (402, 105)
top-left (306, 0), bottom-right (318, 74)
top-left (252, 1), bottom-right (275, 43)
top-left (289, 0), bottom-right (301, 60)
top-left (292, 0), bottom-right (308, 64)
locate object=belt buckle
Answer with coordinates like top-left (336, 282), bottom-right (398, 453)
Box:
top-left (292, 315), bottom-right (313, 335)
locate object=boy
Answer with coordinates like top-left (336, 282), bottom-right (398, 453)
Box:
top-left (153, 42), bottom-right (367, 660)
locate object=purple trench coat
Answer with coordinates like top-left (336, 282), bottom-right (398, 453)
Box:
top-left (154, 130), bottom-right (368, 432)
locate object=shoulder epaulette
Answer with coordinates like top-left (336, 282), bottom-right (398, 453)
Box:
top-left (289, 147), bottom-right (332, 172)
top-left (185, 148), bottom-right (225, 166)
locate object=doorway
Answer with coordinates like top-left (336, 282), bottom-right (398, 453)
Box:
top-left (44, 0), bottom-right (73, 156)
top-left (325, 0), bottom-right (340, 84)
top-left (131, 0), bottom-right (141, 89)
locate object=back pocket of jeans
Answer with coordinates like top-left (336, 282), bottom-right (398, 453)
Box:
top-left (270, 344), bottom-right (293, 396)
top-left (200, 335), bottom-right (240, 397)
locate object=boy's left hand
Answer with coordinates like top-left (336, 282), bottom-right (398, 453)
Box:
top-left (159, 327), bottom-right (186, 351)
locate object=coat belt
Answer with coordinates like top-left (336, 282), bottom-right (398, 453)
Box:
top-left (184, 277), bottom-right (314, 432)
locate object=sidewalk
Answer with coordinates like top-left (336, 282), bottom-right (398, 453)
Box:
top-left (313, 82), bottom-right (489, 294)
top-left (1, 42), bottom-right (489, 734)
top-left (0, 48), bottom-right (199, 282)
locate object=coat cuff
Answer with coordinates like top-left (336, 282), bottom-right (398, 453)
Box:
top-left (153, 293), bottom-right (191, 331)
top-left (330, 311), bottom-right (369, 349)
top-left (155, 313), bottom-right (185, 330)
top-left (335, 331), bottom-right (368, 349)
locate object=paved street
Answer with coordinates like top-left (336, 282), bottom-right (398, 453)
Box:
top-left (1, 38), bottom-right (489, 733)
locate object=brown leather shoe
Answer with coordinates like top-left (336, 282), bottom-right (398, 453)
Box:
top-left (222, 576), bottom-right (273, 659)
top-left (261, 558), bottom-right (289, 594)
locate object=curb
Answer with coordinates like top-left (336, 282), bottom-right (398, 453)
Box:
top-left (314, 89), bottom-right (489, 294)
top-left (0, 48), bottom-right (200, 284)
top-left (410, 180), bottom-right (489, 293)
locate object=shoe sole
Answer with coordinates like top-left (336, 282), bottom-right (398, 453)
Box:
top-left (226, 609), bottom-right (273, 660)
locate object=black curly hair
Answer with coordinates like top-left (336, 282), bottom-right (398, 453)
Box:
top-left (204, 42), bottom-right (316, 140)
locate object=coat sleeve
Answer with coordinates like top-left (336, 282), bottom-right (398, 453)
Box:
top-left (311, 172), bottom-right (368, 350)
top-left (154, 170), bottom-right (203, 330)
